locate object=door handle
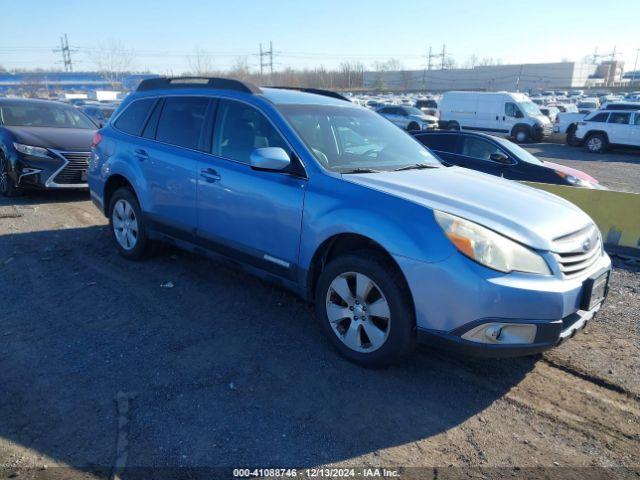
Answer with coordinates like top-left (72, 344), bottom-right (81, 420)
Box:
top-left (502, 116), bottom-right (506, 121)
top-left (133, 149), bottom-right (148, 161)
top-left (496, 115), bottom-right (499, 121)
top-left (200, 167), bottom-right (221, 183)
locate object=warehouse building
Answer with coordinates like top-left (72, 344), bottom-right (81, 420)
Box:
top-left (362, 61), bottom-right (618, 92)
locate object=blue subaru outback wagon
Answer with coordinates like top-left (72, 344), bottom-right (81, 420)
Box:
top-left (88, 77), bottom-right (611, 366)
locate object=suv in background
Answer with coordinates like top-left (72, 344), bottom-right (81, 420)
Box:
top-left (88, 77), bottom-right (610, 366)
top-left (575, 110), bottom-right (640, 153)
top-left (375, 105), bottom-right (438, 131)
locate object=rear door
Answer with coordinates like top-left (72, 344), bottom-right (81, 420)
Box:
top-left (195, 99), bottom-right (306, 280)
top-left (137, 95), bottom-right (212, 234)
top-left (606, 112), bottom-right (633, 145)
top-left (415, 133), bottom-right (461, 165)
top-left (632, 113), bottom-right (640, 146)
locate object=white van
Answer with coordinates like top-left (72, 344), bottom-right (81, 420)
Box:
top-left (439, 91), bottom-right (553, 143)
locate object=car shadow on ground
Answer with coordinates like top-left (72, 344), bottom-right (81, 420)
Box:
top-left (0, 189), bottom-right (89, 208)
top-left (0, 225), bottom-right (538, 473)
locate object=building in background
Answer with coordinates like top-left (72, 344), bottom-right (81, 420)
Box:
top-left (363, 61), bottom-right (628, 92)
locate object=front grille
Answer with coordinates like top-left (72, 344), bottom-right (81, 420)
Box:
top-left (552, 224), bottom-right (601, 279)
top-left (52, 151), bottom-right (90, 185)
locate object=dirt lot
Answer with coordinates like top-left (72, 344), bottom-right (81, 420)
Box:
top-left (0, 142), bottom-right (639, 479)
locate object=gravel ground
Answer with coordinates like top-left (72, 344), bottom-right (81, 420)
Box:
top-left (0, 189), bottom-right (638, 479)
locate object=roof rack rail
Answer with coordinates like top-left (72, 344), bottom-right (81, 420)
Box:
top-left (267, 86), bottom-right (350, 102)
top-left (137, 76), bottom-right (262, 94)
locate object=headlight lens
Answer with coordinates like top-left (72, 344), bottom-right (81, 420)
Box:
top-left (434, 211), bottom-right (551, 275)
top-left (13, 143), bottom-right (51, 159)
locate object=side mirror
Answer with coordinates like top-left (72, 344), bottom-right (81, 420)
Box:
top-left (490, 152), bottom-right (511, 164)
top-left (250, 147), bottom-right (291, 171)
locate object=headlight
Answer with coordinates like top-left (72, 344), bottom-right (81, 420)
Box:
top-left (554, 171), bottom-right (591, 187)
top-left (13, 143), bottom-right (51, 159)
top-left (434, 211), bottom-right (551, 275)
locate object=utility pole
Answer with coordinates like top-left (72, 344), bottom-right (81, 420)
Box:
top-left (54, 34), bottom-right (74, 72)
top-left (427, 46), bottom-right (433, 71)
top-left (633, 48), bottom-right (639, 85)
top-left (441, 44), bottom-right (446, 70)
top-left (259, 41), bottom-right (274, 84)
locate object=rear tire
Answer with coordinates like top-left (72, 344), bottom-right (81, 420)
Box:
top-left (108, 187), bottom-right (153, 260)
top-left (585, 133), bottom-right (607, 153)
top-left (0, 154), bottom-right (23, 198)
top-left (314, 251), bottom-right (416, 368)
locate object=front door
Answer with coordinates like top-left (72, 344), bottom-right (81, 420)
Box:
top-left (459, 135), bottom-right (510, 177)
top-left (196, 99), bottom-right (306, 280)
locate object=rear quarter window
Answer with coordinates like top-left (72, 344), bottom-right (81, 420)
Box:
top-left (113, 98), bottom-right (156, 135)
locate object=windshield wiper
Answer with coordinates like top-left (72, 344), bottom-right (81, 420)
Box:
top-left (341, 168), bottom-right (380, 174)
top-left (393, 163), bottom-right (438, 171)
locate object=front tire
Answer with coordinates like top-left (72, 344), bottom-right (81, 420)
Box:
top-left (407, 122), bottom-right (420, 132)
top-left (0, 154), bottom-right (23, 197)
top-left (585, 133), bottom-right (607, 153)
top-left (314, 251), bottom-right (416, 367)
top-left (447, 121), bottom-right (460, 131)
top-left (566, 125), bottom-right (581, 146)
top-left (108, 187), bottom-right (152, 260)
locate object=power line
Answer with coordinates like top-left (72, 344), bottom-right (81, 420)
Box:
top-left (259, 41), bottom-right (274, 82)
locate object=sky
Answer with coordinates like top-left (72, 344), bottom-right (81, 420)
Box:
top-left (2, 0), bottom-right (639, 73)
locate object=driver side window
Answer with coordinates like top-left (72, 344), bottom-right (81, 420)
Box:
top-left (213, 100), bottom-right (290, 164)
top-left (505, 102), bottom-right (521, 118)
top-left (461, 137), bottom-right (504, 161)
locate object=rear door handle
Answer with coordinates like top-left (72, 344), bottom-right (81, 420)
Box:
top-left (200, 167), bottom-right (221, 183)
top-left (133, 149), bottom-right (148, 161)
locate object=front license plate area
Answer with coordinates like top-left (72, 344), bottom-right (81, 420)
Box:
top-left (580, 272), bottom-right (609, 311)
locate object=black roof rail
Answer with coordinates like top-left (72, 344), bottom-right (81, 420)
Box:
top-left (266, 86), bottom-right (350, 102)
top-left (136, 76), bottom-right (262, 94)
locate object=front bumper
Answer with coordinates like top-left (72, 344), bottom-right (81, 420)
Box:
top-left (395, 250), bottom-right (611, 357)
top-left (533, 123), bottom-right (553, 140)
top-left (13, 150), bottom-right (89, 190)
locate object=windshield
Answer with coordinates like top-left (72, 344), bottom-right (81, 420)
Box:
top-left (519, 101), bottom-right (543, 116)
top-left (578, 102), bottom-right (597, 109)
top-left (278, 104), bottom-right (441, 172)
top-left (403, 107), bottom-right (425, 116)
top-left (0, 102), bottom-right (96, 129)
top-left (493, 136), bottom-right (544, 165)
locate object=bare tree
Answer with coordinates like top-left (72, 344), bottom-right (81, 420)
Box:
top-left (228, 56), bottom-right (250, 80)
top-left (187, 47), bottom-right (214, 76)
top-left (89, 40), bottom-right (135, 88)
top-left (463, 54), bottom-right (479, 69)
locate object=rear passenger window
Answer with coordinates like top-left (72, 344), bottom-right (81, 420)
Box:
top-left (420, 134), bottom-right (459, 153)
top-left (588, 112), bottom-right (609, 123)
top-left (213, 100), bottom-right (289, 164)
top-left (635, 114), bottom-right (640, 126)
top-left (607, 112), bottom-right (631, 125)
top-left (113, 98), bottom-right (155, 135)
top-left (156, 97), bottom-right (210, 150)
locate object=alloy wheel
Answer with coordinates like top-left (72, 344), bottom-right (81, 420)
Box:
top-left (325, 271), bottom-right (391, 353)
top-left (112, 199), bottom-right (139, 251)
top-left (587, 137), bottom-right (602, 152)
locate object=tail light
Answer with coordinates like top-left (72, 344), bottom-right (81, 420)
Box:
top-left (91, 132), bottom-right (103, 148)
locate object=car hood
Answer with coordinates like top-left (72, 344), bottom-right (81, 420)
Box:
top-left (543, 160), bottom-right (598, 184)
top-left (343, 167), bottom-right (593, 251)
top-left (5, 126), bottom-right (95, 151)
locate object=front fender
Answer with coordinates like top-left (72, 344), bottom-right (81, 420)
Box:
top-left (299, 174), bottom-right (456, 272)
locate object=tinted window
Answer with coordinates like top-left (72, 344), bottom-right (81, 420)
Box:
top-left (156, 97), bottom-right (210, 150)
top-left (114, 99), bottom-right (155, 135)
top-left (419, 134), bottom-right (459, 153)
top-left (461, 137), bottom-right (504, 161)
top-left (608, 112), bottom-right (631, 125)
top-left (214, 100), bottom-right (289, 164)
top-left (588, 112), bottom-right (609, 123)
top-left (635, 114), bottom-right (640, 126)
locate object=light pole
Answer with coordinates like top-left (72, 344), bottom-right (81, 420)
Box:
top-left (633, 48), bottom-right (639, 85)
